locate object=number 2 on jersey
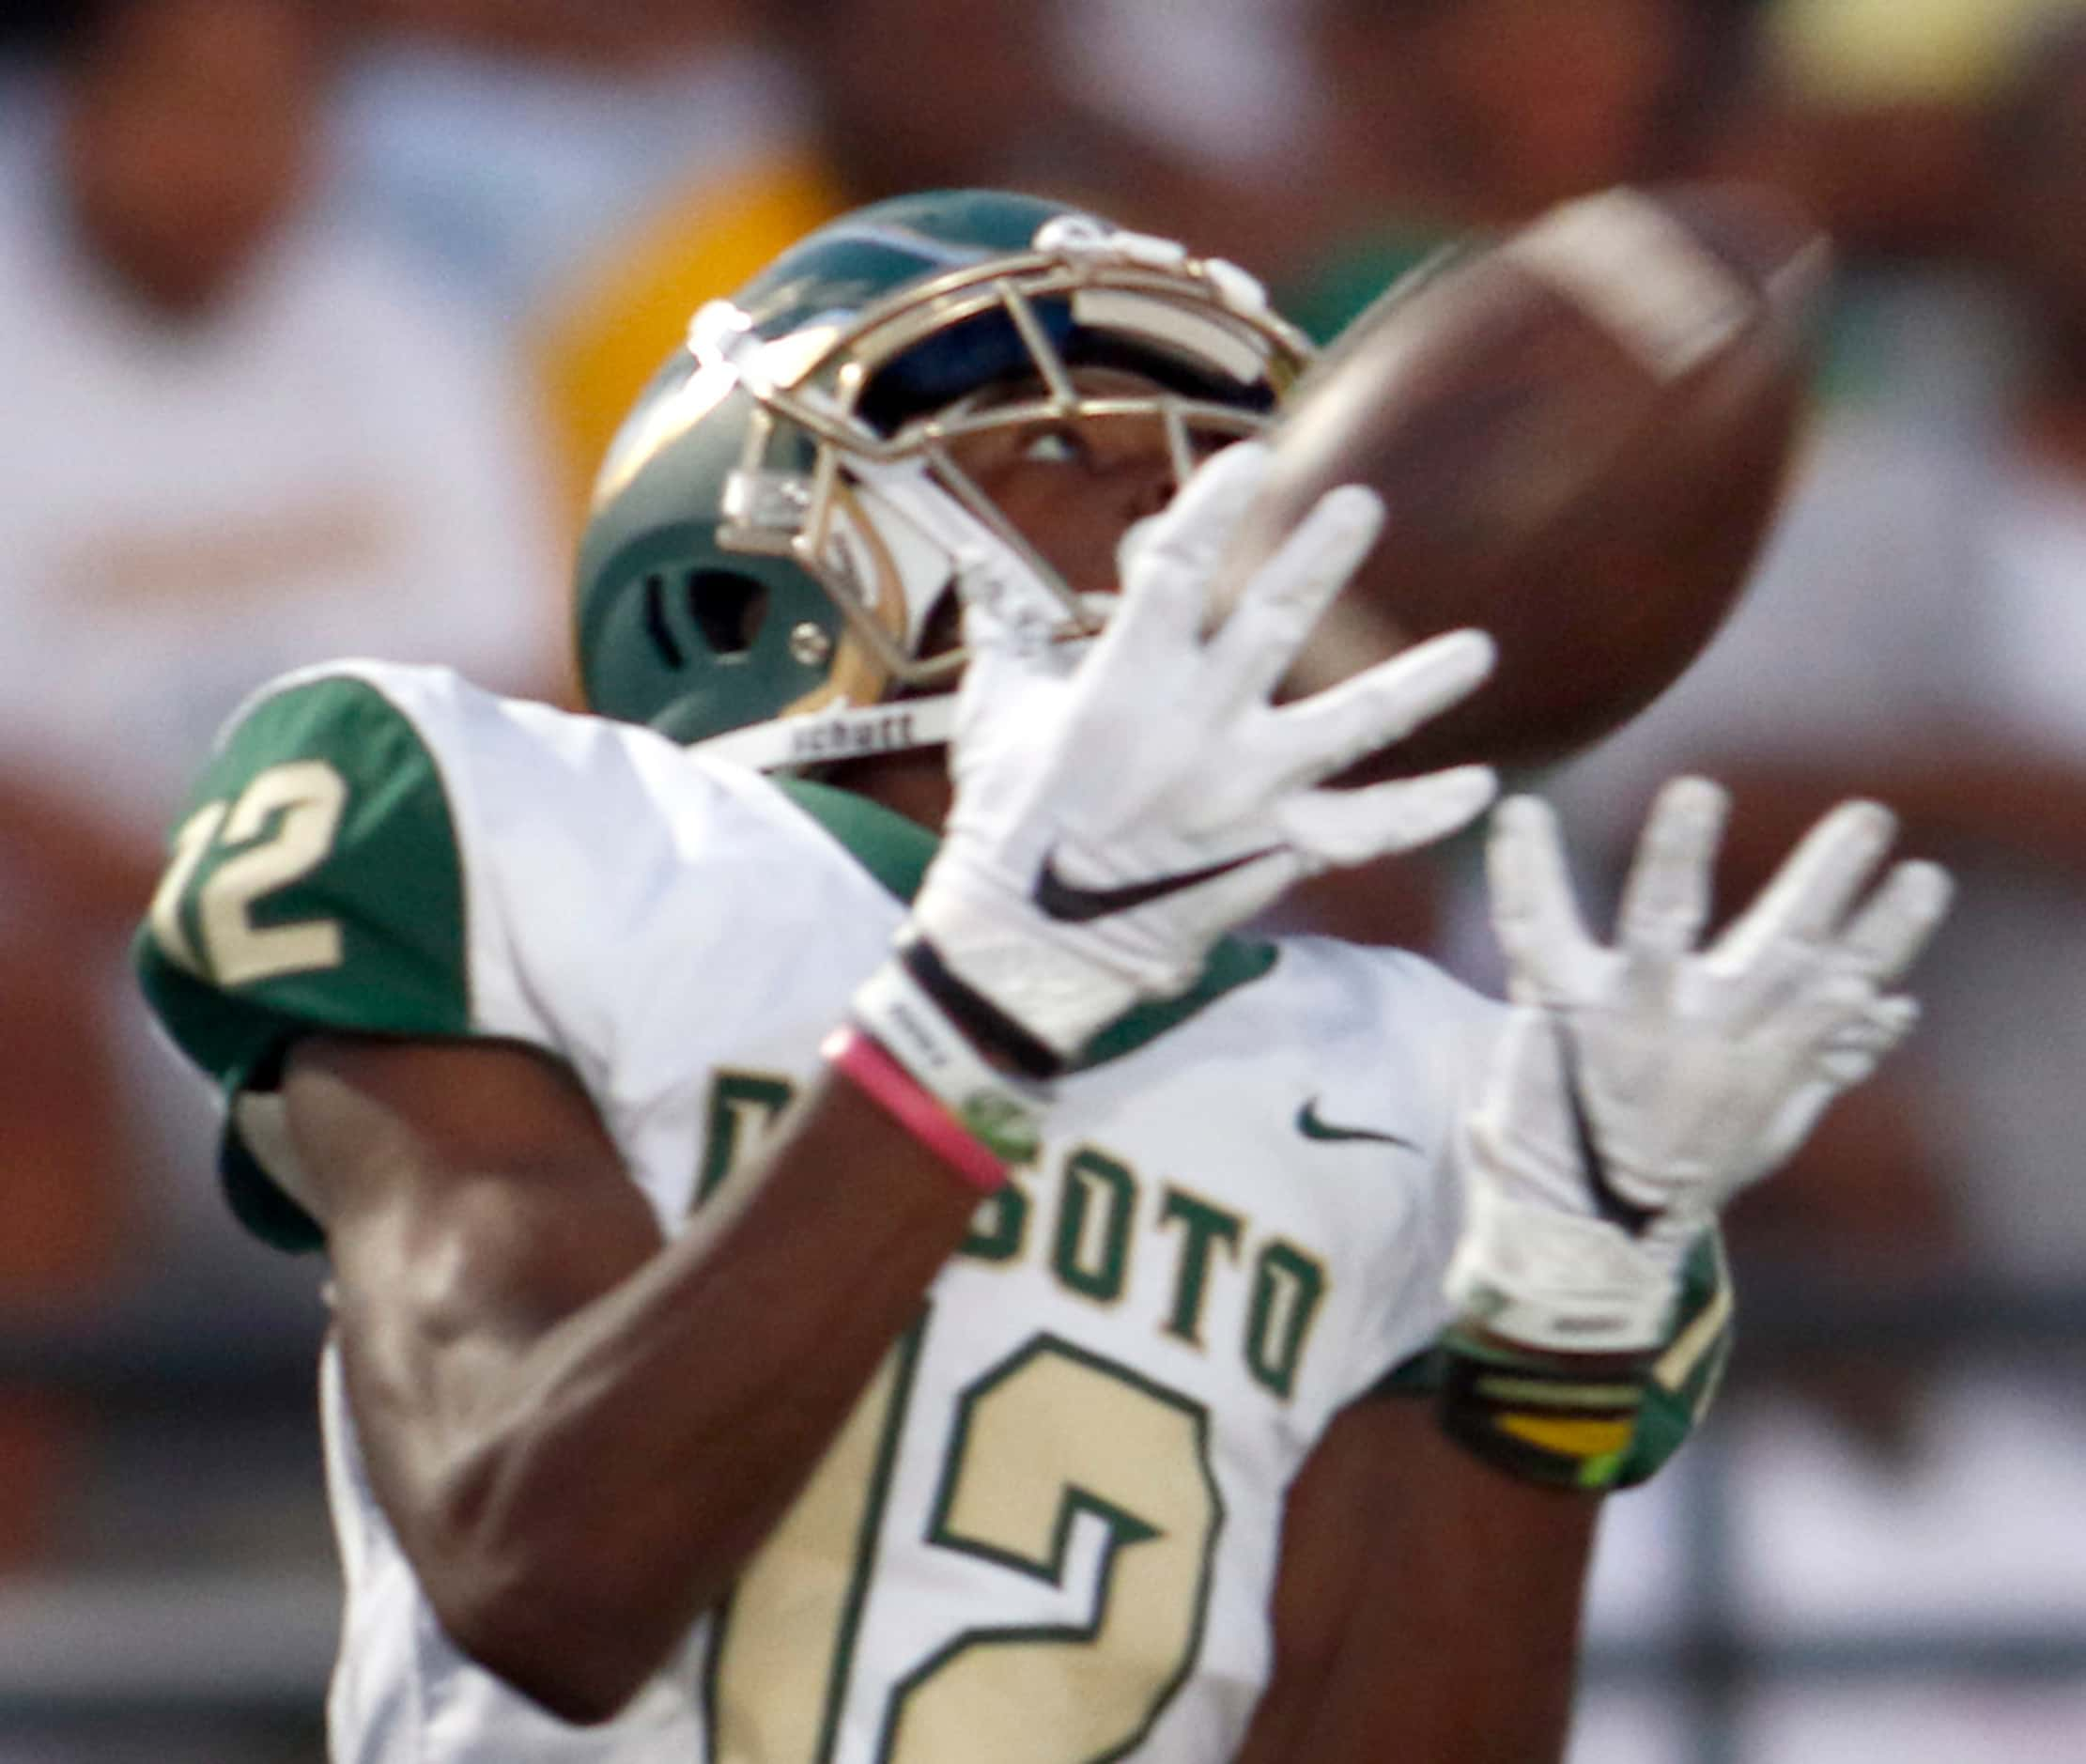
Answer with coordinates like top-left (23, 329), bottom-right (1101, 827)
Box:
top-left (147, 761), bottom-right (348, 986)
top-left (706, 1319), bottom-right (1222, 1764)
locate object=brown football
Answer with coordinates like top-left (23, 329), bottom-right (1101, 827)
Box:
top-left (1215, 183), bottom-right (1826, 781)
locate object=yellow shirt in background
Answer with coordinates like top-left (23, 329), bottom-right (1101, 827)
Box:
top-left (1769, 0), bottom-right (2086, 106)
top-left (533, 149), bottom-right (849, 522)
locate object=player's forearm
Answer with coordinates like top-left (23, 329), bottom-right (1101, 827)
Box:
top-left (1240, 1392), bottom-right (1599, 1764)
top-left (309, 1048), bottom-right (982, 1725)
top-left (1287, 1430), bottom-right (1598, 1763)
top-left (468, 1084), bottom-right (970, 1639)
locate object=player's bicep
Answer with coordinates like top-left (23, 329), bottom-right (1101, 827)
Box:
top-left (283, 1034), bottom-right (663, 1511)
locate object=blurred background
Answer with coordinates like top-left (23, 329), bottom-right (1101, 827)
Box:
top-left (2, 0), bottom-right (2085, 1759)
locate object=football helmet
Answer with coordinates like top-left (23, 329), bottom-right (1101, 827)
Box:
top-left (573, 190), bottom-right (1315, 770)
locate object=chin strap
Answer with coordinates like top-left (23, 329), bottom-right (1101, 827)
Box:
top-left (689, 693), bottom-right (961, 773)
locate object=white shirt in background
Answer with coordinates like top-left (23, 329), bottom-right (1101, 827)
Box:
top-left (0, 144), bottom-right (566, 846)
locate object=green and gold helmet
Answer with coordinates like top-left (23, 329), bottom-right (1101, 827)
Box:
top-left (573, 189), bottom-right (1314, 769)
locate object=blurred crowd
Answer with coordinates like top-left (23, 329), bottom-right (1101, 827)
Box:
top-left (3, 0), bottom-right (2086, 1759)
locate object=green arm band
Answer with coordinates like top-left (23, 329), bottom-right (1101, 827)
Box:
top-left (1376, 1232), bottom-right (1734, 1490)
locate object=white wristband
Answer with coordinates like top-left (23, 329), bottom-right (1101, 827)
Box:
top-left (851, 958), bottom-right (1056, 1167)
top-left (1445, 1184), bottom-right (1680, 1355)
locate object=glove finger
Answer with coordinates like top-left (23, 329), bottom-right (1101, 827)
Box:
top-left (1471, 1004), bottom-right (1574, 1155)
top-left (1745, 991), bottom-right (1918, 1176)
top-left (1617, 777), bottom-right (1728, 960)
top-left (1275, 764), bottom-right (1498, 867)
top-left (1832, 858), bottom-right (1954, 984)
top-left (958, 575), bottom-right (1022, 655)
top-left (954, 571), bottom-right (1073, 691)
top-left (1719, 978), bottom-right (1892, 1184)
top-left (950, 602), bottom-right (1037, 767)
top-left (1487, 795), bottom-right (1601, 1003)
top-left (1076, 446), bottom-right (1268, 691)
top-left (958, 578), bottom-right (1076, 677)
top-left (1772, 970), bottom-right (1892, 1068)
top-left (1204, 486), bottom-right (1387, 708)
top-left (1712, 798), bottom-right (1897, 976)
top-left (1815, 995), bottom-right (1920, 1086)
top-left (1083, 559), bottom-right (1200, 684)
top-left (1261, 627), bottom-right (1496, 787)
top-left (1105, 440), bottom-right (1273, 661)
top-left (1202, 845), bottom-right (1311, 930)
top-left (1744, 1075), bottom-right (1841, 1193)
top-left (1122, 437), bottom-right (1272, 573)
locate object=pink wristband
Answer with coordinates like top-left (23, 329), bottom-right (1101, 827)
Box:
top-left (822, 1025), bottom-right (1008, 1194)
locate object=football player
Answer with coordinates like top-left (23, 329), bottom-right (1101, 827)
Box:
top-left (135, 192), bottom-right (1949, 1761)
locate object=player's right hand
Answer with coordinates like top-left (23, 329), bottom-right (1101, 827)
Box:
top-left (907, 439), bottom-right (1500, 1063)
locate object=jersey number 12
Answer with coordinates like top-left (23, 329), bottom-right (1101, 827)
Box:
top-left (701, 1078), bottom-right (1225, 1763)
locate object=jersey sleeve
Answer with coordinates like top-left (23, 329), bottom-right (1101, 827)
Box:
top-left (134, 668), bottom-right (484, 1250)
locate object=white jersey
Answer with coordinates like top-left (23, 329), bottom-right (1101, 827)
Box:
top-left (140, 661), bottom-right (1510, 1762)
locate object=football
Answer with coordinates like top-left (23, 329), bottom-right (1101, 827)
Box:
top-left (1217, 183), bottom-right (1825, 781)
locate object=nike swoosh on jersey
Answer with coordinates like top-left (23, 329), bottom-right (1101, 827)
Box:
top-left (1031, 845), bottom-right (1281, 923)
top-left (1551, 1012), bottom-right (1659, 1237)
top-left (1295, 1099), bottom-right (1419, 1151)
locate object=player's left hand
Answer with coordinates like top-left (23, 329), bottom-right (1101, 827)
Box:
top-left (1446, 777), bottom-right (1954, 1356)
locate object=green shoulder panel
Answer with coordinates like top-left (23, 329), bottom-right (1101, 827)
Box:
top-left (1375, 1231), bottom-right (1735, 1490)
top-left (134, 675), bottom-right (471, 1238)
top-left (136, 673), bottom-right (471, 1083)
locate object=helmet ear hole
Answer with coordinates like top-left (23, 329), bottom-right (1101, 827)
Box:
top-left (641, 573), bottom-right (685, 669)
top-left (687, 571), bottom-right (770, 658)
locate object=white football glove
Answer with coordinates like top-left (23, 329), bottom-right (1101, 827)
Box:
top-left (1446, 776), bottom-right (1954, 1354)
top-left (908, 440), bottom-right (1501, 1061)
